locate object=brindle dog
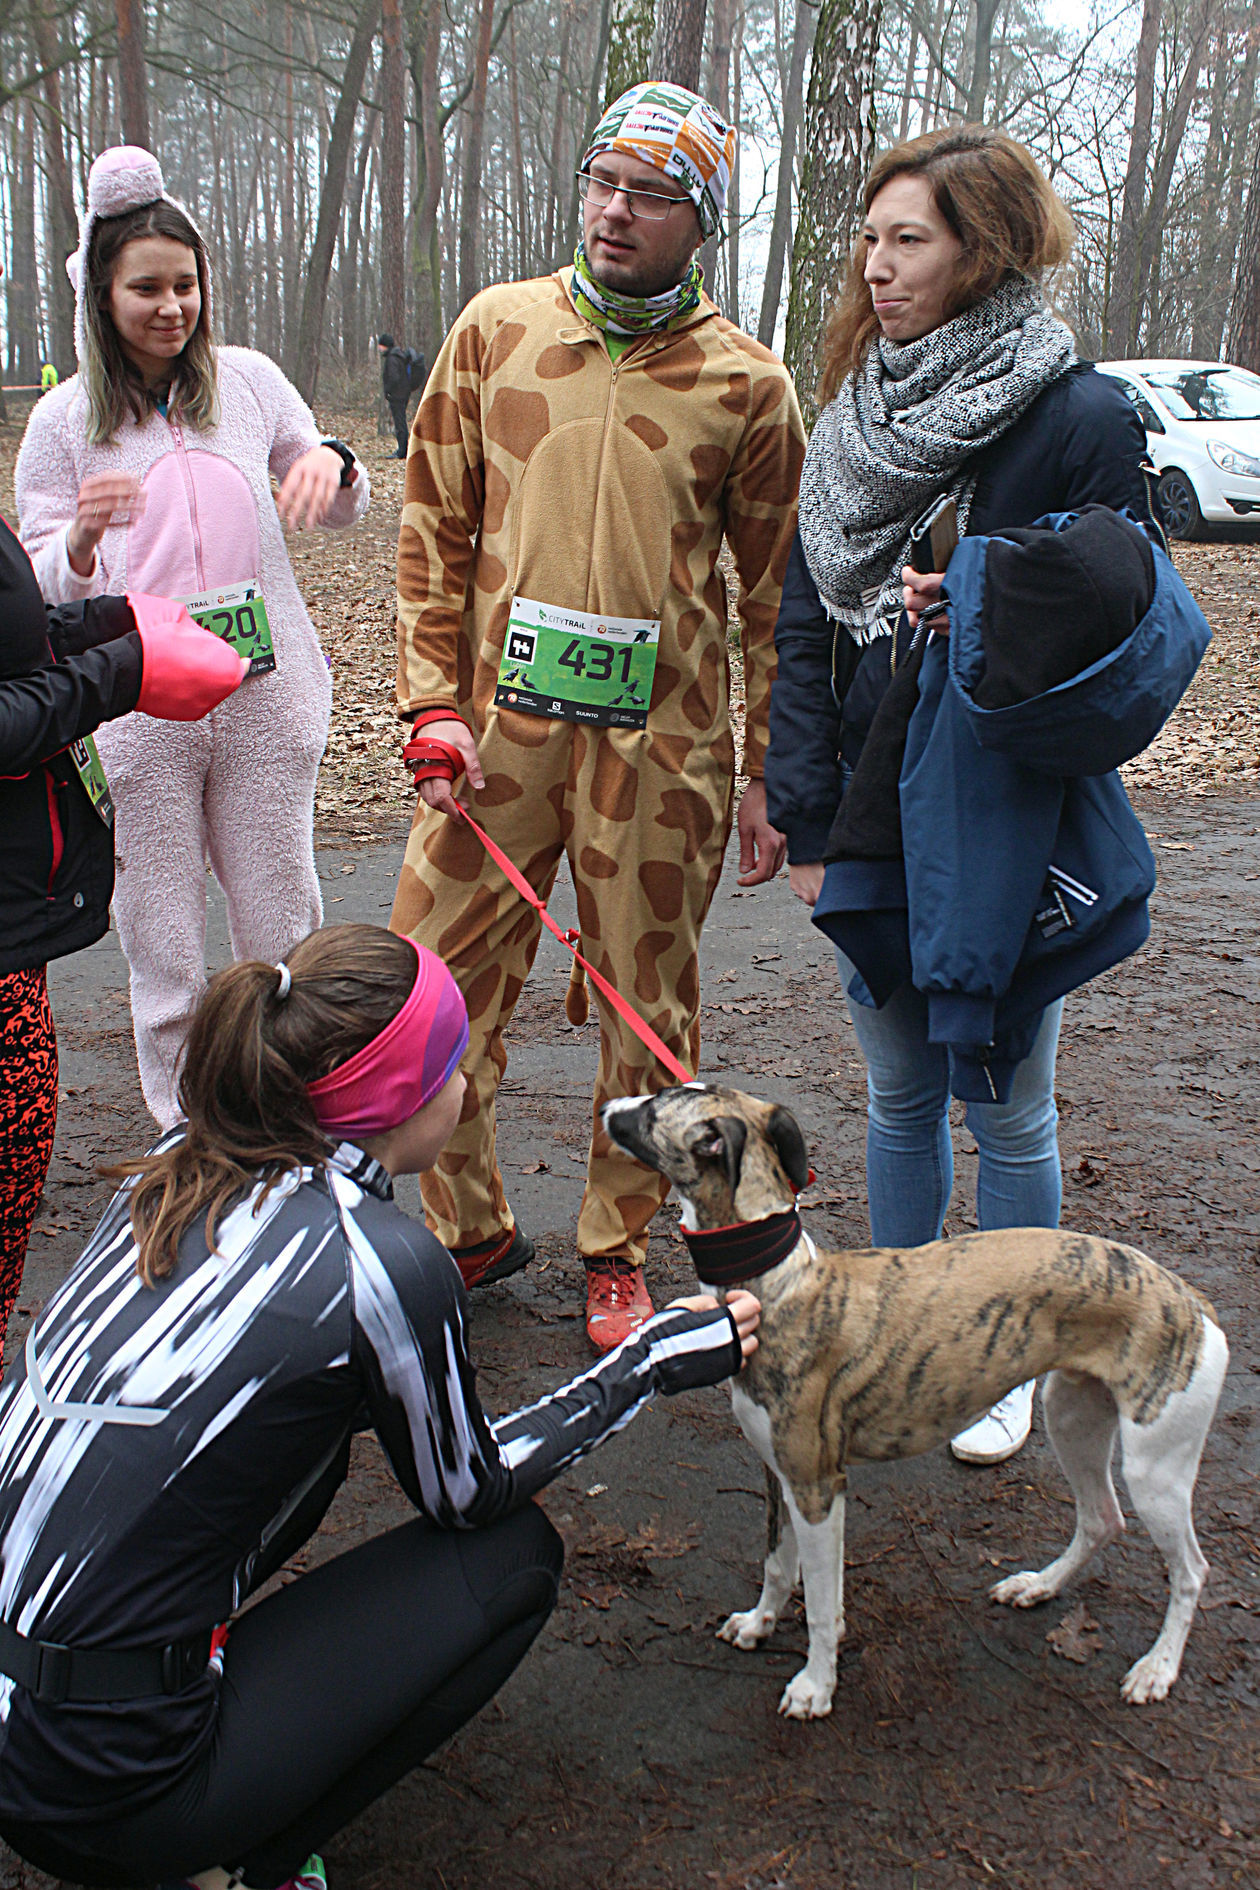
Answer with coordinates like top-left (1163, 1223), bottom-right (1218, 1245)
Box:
top-left (603, 1083), bottom-right (1228, 1719)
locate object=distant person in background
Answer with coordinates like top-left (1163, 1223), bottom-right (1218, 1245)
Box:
top-left (17, 144), bottom-right (369, 1131)
top-left (39, 362), bottom-right (58, 395)
top-left (377, 333), bottom-right (425, 457)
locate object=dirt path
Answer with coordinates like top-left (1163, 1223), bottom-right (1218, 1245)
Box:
top-left (2, 793), bottom-right (1256, 1890)
top-left (0, 418), bottom-right (1257, 1887)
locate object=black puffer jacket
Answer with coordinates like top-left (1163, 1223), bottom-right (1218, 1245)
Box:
top-left (765, 363), bottom-right (1155, 862)
top-left (0, 518), bottom-right (142, 973)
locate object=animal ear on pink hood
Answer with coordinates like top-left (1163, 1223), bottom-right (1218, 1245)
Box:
top-left (66, 145), bottom-right (212, 363)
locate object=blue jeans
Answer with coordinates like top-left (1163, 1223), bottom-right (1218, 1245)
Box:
top-left (836, 952), bottom-right (1063, 1248)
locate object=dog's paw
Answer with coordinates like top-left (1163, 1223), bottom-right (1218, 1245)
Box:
top-left (778, 1668), bottom-right (834, 1720)
top-left (1120, 1650), bottom-right (1178, 1705)
top-left (718, 1607), bottom-right (774, 1649)
top-left (990, 1570), bottom-right (1054, 1608)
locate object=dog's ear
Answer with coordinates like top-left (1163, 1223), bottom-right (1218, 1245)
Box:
top-left (690, 1115), bottom-right (747, 1199)
top-left (766, 1105), bottom-right (810, 1193)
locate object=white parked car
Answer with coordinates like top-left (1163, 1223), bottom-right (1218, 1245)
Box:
top-left (1094, 358), bottom-right (1260, 539)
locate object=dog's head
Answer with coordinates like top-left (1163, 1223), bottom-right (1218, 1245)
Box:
top-left (602, 1084), bottom-right (810, 1228)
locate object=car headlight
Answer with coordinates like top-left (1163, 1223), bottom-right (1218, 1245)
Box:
top-left (1207, 438), bottom-right (1260, 478)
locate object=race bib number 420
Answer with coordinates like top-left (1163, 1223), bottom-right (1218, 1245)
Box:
top-left (182, 582), bottom-right (276, 679)
top-left (494, 597), bottom-right (659, 730)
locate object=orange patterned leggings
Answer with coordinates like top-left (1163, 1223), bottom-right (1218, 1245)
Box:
top-left (0, 968), bottom-right (57, 1362)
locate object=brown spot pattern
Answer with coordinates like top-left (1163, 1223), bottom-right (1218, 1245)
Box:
top-left (535, 342), bottom-right (586, 379)
top-left (626, 413), bottom-right (668, 451)
top-left (638, 859), bottom-right (685, 923)
top-left (485, 387), bottom-right (550, 460)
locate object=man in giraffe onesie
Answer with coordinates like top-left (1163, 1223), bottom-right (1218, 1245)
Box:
top-left (390, 81), bottom-right (805, 1349)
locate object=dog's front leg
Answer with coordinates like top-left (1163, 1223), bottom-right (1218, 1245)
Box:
top-left (718, 1466), bottom-right (801, 1650)
top-left (778, 1483), bottom-right (846, 1720)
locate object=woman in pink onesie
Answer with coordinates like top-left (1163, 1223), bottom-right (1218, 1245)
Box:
top-left (17, 146), bottom-right (369, 1126)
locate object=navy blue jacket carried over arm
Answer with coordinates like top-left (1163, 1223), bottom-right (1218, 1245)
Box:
top-left (765, 364), bottom-right (1154, 862)
top-left (811, 513), bottom-right (1210, 1099)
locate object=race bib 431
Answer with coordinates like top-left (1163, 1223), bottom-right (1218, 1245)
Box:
top-left (494, 597), bottom-right (659, 730)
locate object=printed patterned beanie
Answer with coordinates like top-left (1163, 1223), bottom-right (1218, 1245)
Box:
top-left (580, 82), bottom-right (736, 240)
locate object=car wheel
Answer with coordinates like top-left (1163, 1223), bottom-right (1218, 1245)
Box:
top-left (1157, 468), bottom-right (1205, 541)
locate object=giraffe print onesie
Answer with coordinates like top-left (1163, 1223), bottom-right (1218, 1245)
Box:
top-left (391, 267), bottom-right (804, 1267)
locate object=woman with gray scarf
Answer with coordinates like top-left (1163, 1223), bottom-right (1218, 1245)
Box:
top-left (764, 126), bottom-right (1153, 1466)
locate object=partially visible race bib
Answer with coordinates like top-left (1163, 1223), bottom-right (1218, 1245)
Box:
top-left (182, 582), bottom-right (275, 679)
top-left (69, 735), bottom-right (113, 827)
top-left (494, 596), bottom-right (659, 730)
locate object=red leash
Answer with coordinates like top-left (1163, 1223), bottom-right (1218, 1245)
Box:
top-left (403, 722), bottom-right (693, 1085)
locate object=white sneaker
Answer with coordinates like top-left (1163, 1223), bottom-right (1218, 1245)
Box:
top-left (950, 1381), bottom-right (1035, 1464)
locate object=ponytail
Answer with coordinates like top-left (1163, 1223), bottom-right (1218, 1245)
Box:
top-left (112, 925), bottom-right (418, 1284)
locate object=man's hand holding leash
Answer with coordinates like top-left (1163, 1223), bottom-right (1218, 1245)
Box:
top-left (405, 715), bottom-right (485, 816)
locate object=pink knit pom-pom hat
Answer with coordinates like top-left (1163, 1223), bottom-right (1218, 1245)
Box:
top-left (67, 145), bottom-right (211, 362)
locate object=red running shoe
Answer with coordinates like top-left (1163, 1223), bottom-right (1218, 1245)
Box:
top-left (450, 1227), bottom-right (534, 1290)
top-left (584, 1261), bottom-right (654, 1352)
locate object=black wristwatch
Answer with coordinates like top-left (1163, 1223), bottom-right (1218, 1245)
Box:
top-left (320, 439), bottom-right (358, 488)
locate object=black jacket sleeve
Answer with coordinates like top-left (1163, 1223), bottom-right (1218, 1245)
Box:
top-left (347, 1205), bottom-right (741, 1528)
top-left (0, 635), bottom-right (143, 775)
top-left (45, 596), bottom-right (137, 660)
top-left (765, 531), bottom-right (858, 862)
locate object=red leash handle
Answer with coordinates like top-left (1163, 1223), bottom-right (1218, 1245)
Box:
top-left (402, 727), bottom-right (692, 1086)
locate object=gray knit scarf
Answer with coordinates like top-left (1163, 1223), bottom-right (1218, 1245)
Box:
top-left (798, 276), bottom-right (1077, 643)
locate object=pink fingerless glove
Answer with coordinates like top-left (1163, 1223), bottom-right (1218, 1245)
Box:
top-left (127, 592), bottom-right (250, 720)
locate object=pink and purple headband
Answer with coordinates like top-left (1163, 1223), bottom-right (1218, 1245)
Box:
top-left (306, 938), bottom-right (469, 1142)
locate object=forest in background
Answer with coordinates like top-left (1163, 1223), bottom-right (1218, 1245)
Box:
top-left (1, 0), bottom-right (1258, 420)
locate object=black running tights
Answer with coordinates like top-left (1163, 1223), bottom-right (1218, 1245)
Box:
top-left (2, 1504), bottom-right (562, 1888)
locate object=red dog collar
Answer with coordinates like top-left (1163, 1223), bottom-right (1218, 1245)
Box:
top-left (681, 1208), bottom-right (803, 1286)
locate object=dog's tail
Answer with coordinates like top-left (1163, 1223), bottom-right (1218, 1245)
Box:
top-left (565, 953), bottom-right (589, 1026)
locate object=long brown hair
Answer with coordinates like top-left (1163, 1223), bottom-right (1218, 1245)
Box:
top-left (817, 125), bottom-right (1075, 407)
top-left (112, 925), bottom-right (418, 1285)
top-left (83, 198), bottom-right (219, 444)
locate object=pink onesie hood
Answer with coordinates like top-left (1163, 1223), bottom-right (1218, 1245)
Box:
top-left (67, 146), bottom-right (212, 365)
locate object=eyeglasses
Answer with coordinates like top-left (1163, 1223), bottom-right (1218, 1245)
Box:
top-left (575, 171), bottom-right (691, 221)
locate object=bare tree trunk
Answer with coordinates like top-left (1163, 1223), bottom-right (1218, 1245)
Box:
top-left (292, 0), bottom-right (380, 400)
top-left (7, 101), bottom-right (40, 384)
top-left (654, 0), bottom-right (708, 89)
top-left (1126, 0), bottom-right (1216, 349)
top-left (784, 0), bottom-right (882, 423)
top-left (1106, 0), bottom-right (1161, 354)
top-left (1228, 121), bottom-right (1260, 372)
top-left (757, 0), bottom-right (813, 348)
top-left (966, 0), bottom-right (1001, 120)
top-left (545, 12), bottom-right (573, 262)
top-left (726, 2), bottom-right (743, 325)
top-left (31, 0), bottom-right (77, 371)
top-left (898, 20), bottom-right (920, 143)
top-left (697, 0), bottom-right (735, 303)
top-left (342, 116), bottom-right (373, 367)
top-left (381, 0), bottom-right (407, 339)
top-left (115, 0), bottom-right (150, 146)
top-left (411, 0), bottom-right (444, 351)
top-left (457, 0), bottom-right (494, 310)
top-left (605, 0), bottom-right (653, 106)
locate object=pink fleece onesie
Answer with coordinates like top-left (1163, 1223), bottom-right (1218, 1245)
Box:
top-left (16, 349), bottom-right (369, 1125)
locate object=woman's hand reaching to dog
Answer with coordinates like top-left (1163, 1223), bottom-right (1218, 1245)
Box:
top-left (671, 1290), bottom-right (761, 1367)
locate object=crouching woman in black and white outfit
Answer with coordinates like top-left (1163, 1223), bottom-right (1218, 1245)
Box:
top-left (0, 923), bottom-right (757, 1890)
